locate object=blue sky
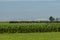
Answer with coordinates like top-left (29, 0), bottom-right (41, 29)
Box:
top-left (0, 0), bottom-right (58, 1)
top-left (0, 0), bottom-right (60, 21)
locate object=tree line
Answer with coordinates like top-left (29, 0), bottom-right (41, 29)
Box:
top-left (9, 16), bottom-right (60, 23)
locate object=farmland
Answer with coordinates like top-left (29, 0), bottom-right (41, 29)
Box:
top-left (0, 32), bottom-right (60, 40)
top-left (0, 23), bottom-right (60, 33)
top-left (0, 23), bottom-right (60, 40)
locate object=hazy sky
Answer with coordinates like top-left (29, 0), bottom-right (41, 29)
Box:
top-left (0, 0), bottom-right (60, 21)
top-left (0, 0), bottom-right (58, 1)
top-left (0, 0), bottom-right (53, 1)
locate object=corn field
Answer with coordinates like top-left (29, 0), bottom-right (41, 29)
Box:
top-left (0, 23), bottom-right (60, 33)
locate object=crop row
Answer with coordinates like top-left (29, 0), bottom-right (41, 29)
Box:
top-left (0, 23), bottom-right (60, 33)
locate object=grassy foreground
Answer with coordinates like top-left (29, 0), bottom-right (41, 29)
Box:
top-left (0, 32), bottom-right (60, 40)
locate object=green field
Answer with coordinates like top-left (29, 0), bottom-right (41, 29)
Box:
top-left (0, 23), bottom-right (60, 40)
top-left (0, 32), bottom-right (60, 40)
top-left (0, 23), bottom-right (60, 33)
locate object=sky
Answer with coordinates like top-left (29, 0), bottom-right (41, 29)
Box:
top-left (0, 0), bottom-right (60, 21)
top-left (0, 0), bottom-right (58, 1)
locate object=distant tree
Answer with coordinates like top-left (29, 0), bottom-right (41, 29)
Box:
top-left (49, 16), bottom-right (55, 22)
